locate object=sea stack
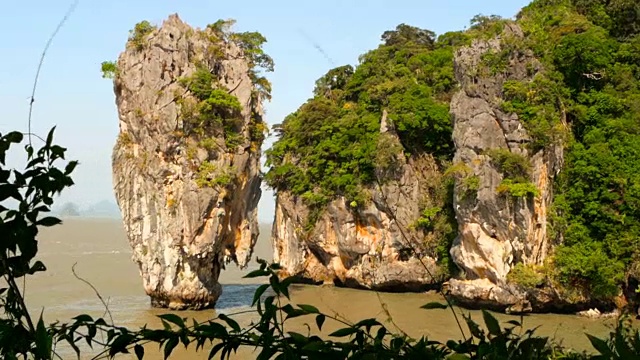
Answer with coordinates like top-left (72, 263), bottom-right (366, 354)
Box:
top-left (110, 14), bottom-right (269, 309)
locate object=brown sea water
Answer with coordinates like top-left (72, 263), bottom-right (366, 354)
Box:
top-left (24, 218), bottom-right (618, 359)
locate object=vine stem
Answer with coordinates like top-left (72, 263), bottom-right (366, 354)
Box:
top-left (27, 0), bottom-right (80, 147)
top-left (2, 260), bottom-right (35, 333)
top-left (373, 175), bottom-right (468, 343)
top-left (72, 262), bottom-right (114, 325)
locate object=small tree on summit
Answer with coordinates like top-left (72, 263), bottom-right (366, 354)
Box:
top-left (381, 23), bottom-right (436, 48)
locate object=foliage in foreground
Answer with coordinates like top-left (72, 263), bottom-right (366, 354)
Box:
top-left (0, 128), bottom-right (638, 359)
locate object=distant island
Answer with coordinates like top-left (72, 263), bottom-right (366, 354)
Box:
top-left (53, 200), bottom-right (121, 219)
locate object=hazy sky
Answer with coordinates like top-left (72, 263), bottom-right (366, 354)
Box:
top-left (0, 0), bottom-right (530, 223)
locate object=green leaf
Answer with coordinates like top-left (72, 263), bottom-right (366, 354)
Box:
top-left (36, 216), bottom-right (62, 227)
top-left (252, 283), bottom-right (269, 306)
top-left (302, 341), bottom-right (326, 352)
top-left (50, 145), bottom-right (66, 159)
top-left (109, 333), bottom-right (136, 356)
top-left (5, 131), bottom-right (23, 143)
top-left (158, 313), bottom-right (186, 329)
top-left (420, 302), bottom-right (449, 310)
top-left (355, 318), bottom-right (381, 329)
top-left (34, 313), bottom-right (51, 358)
top-left (288, 331), bottom-right (309, 344)
top-left (28, 261), bottom-right (47, 274)
top-left (65, 160), bottom-right (79, 175)
top-left (27, 157), bottom-right (45, 168)
top-left (46, 126), bottom-right (56, 147)
top-left (481, 310), bottom-right (501, 336)
top-left (25, 144), bottom-right (34, 158)
top-left (329, 327), bottom-right (358, 338)
top-left (280, 276), bottom-right (296, 299)
top-left (164, 336), bottom-right (179, 360)
top-left (87, 324), bottom-right (97, 347)
top-left (72, 314), bottom-right (94, 323)
top-left (134, 344), bottom-right (145, 360)
top-left (298, 304), bottom-right (320, 314)
top-left (244, 268), bottom-right (268, 278)
top-left (208, 342), bottom-right (225, 360)
top-left (448, 354), bottom-right (472, 359)
top-left (464, 314), bottom-right (484, 340)
top-left (282, 304), bottom-right (306, 319)
top-left (587, 333), bottom-right (612, 356)
top-left (219, 313), bottom-right (241, 332)
top-left (315, 314), bottom-right (325, 331)
top-left (0, 184), bottom-right (23, 202)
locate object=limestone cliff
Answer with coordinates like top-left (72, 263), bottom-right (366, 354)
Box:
top-left (111, 15), bottom-right (266, 309)
top-left (447, 24), bottom-right (565, 312)
top-left (272, 116), bottom-right (447, 291)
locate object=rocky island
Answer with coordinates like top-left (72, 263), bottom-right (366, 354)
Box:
top-left (108, 15), bottom-right (271, 309)
top-left (102, 0), bottom-right (640, 315)
top-left (266, 0), bottom-right (640, 314)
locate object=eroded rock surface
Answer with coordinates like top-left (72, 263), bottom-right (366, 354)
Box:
top-left (272, 116), bottom-right (445, 291)
top-left (111, 15), bottom-right (264, 309)
top-left (448, 24), bottom-right (564, 309)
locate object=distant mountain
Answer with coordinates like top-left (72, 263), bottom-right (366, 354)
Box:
top-left (83, 200), bottom-right (121, 218)
top-left (52, 200), bottom-right (121, 219)
top-left (58, 202), bottom-right (81, 217)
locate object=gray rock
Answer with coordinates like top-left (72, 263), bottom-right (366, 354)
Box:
top-left (446, 278), bottom-right (531, 313)
top-left (272, 114), bottom-right (445, 291)
top-left (448, 24), bottom-right (564, 309)
top-left (111, 15), bottom-right (263, 309)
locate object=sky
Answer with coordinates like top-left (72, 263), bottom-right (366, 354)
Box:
top-left (0, 0), bottom-right (531, 223)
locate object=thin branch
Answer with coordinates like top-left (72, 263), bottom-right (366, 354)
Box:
top-left (27, 0), bottom-right (80, 146)
top-left (71, 262), bottom-right (114, 325)
top-left (297, 29), bottom-right (336, 67)
top-left (2, 269), bottom-right (35, 332)
top-left (373, 176), bottom-right (468, 342)
top-left (101, 296), bottom-right (111, 319)
top-left (20, 132), bottom-right (47, 143)
top-left (374, 292), bottom-right (409, 338)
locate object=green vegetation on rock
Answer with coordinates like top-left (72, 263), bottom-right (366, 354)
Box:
top-left (195, 161), bottom-right (235, 188)
top-left (265, 24), bottom-right (457, 242)
top-left (100, 61), bottom-right (117, 79)
top-left (266, 0), bottom-right (640, 303)
top-left (513, 0), bottom-right (640, 299)
top-left (128, 20), bottom-right (156, 51)
top-left (508, 263), bottom-right (545, 288)
top-left (206, 19), bottom-right (274, 101)
top-left (179, 66), bottom-right (244, 150)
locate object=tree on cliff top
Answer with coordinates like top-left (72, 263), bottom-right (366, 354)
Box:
top-left (264, 22), bottom-right (456, 212)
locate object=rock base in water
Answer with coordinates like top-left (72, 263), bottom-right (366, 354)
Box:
top-left (148, 284), bottom-right (222, 310)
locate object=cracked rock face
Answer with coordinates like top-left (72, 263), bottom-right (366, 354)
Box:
top-left (448, 24), bottom-right (564, 307)
top-left (111, 14), bottom-right (263, 309)
top-left (272, 116), bottom-right (444, 291)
